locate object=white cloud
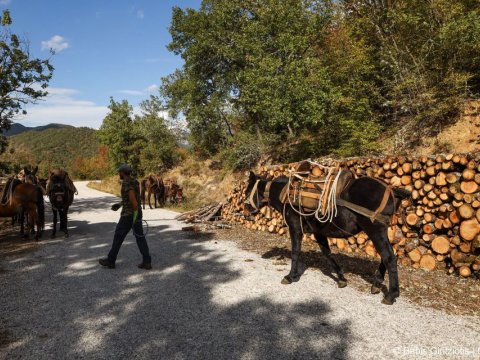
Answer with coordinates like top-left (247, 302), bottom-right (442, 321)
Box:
top-left (118, 90), bottom-right (144, 96)
top-left (20, 87), bottom-right (108, 129)
top-left (0, 0), bottom-right (12, 6)
top-left (136, 9), bottom-right (144, 19)
top-left (41, 35), bottom-right (69, 53)
top-left (146, 84), bottom-right (159, 92)
top-left (117, 84), bottom-right (159, 97)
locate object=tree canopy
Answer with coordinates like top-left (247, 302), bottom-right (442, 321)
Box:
top-left (161, 0), bottom-right (480, 161)
top-left (98, 97), bottom-right (180, 176)
top-left (0, 10), bottom-right (54, 153)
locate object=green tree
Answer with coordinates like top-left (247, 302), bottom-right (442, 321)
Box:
top-left (342, 0), bottom-right (480, 146)
top-left (135, 96), bottom-right (179, 174)
top-left (162, 0), bottom-right (381, 158)
top-left (98, 98), bottom-right (142, 174)
top-left (162, 0), bottom-right (480, 158)
top-left (0, 10), bottom-right (54, 153)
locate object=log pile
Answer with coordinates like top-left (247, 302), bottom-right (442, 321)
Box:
top-left (221, 154), bottom-right (480, 278)
top-left (176, 202), bottom-right (224, 223)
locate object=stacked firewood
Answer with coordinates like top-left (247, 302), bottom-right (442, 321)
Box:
top-left (221, 154), bottom-right (480, 278)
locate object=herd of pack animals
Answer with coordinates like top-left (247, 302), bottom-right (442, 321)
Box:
top-left (0, 159), bottom-right (415, 304)
top-left (1, 158), bottom-right (446, 305)
top-left (0, 164), bottom-right (184, 241)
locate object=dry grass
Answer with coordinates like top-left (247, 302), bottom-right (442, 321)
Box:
top-left (382, 100), bottom-right (480, 155)
top-left (87, 176), bottom-right (121, 197)
top-left (161, 158), bottom-right (238, 212)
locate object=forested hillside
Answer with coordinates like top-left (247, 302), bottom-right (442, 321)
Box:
top-left (2, 123), bottom-right (71, 137)
top-left (0, 127), bottom-right (108, 179)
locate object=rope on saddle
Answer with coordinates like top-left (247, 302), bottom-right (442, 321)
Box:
top-left (279, 165), bottom-right (396, 229)
top-left (284, 160), bottom-right (341, 224)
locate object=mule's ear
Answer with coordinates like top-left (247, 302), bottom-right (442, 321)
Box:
top-left (248, 171), bottom-right (256, 183)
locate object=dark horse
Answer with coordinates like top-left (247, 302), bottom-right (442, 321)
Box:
top-left (244, 171), bottom-right (410, 305)
top-left (141, 175), bottom-right (165, 209)
top-left (47, 169), bottom-right (76, 238)
top-left (164, 180), bottom-right (183, 205)
top-left (0, 178), bottom-right (45, 240)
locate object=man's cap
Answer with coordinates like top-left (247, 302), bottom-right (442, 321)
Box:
top-left (116, 164), bottom-right (132, 173)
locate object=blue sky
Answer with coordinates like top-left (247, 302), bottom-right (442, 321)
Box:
top-left (1, 0), bottom-right (201, 128)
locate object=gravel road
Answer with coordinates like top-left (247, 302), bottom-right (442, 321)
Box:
top-left (0, 182), bottom-right (479, 360)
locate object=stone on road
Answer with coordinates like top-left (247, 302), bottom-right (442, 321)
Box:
top-left (0, 182), bottom-right (479, 359)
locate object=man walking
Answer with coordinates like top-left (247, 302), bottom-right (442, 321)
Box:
top-left (99, 164), bottom-right (152, 270)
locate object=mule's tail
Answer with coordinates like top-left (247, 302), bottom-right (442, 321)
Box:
top-left (393, 187), bottom-right (411, 228)
top-left (36, 185), bottom-right (45, 230)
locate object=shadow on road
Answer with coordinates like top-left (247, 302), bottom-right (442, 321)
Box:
top-left (0, 192), bottom-right (353, 359)
top-left (262, 246), bottom-right (382, 291)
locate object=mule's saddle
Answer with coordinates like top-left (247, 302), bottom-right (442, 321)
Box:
top-left (278, 162), bottom-right (392, 225)
top-left (280, 166), bottom-right (352, 207)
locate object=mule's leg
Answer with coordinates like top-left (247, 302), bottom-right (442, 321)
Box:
top-left (315, 234), bottom-right (347, 288)
top-left (20, 211), bottom-right (27, 238)
top-left (31, 209), bottom-right (40, 241)
top-left (371, 262), bottom-right (387, 294)
top-left (282, 225), bottom-right (304, 284)
top-left (35, 210), bottom-right (42, 240)
top-left (63, 209), bottom-right (69, 238)
top-left (365, 227), bottom-right (399, 305)
top-left (148, 190), bottom-right (153, 209)
top-left (30, 211), bottom-right (36, 234)
top-left (24, 209), bottom-right (35, 240)
top-left (51, 209), bottom-right (57, 238)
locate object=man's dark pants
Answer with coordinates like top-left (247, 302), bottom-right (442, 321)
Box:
top-left (108, 213), bottom-right (151, 264)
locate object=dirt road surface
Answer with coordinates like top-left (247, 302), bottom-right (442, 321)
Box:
top-left (1, 182), bottom-right (479, 359)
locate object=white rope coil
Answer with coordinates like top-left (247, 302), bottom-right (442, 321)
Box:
top-left (285, 159), bottom-right (341, 224)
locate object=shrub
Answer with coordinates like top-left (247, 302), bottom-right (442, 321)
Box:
top-left (221, 132), bottom-right (262, 171)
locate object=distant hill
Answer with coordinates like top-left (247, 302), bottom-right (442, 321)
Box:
top-left (0, 126), bottom-right (101, 177)
top-left (2, 123), bottom-right (73, 137)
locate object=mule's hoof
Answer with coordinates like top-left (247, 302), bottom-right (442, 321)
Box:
top-left (281, 277), bottom-right (292, 285)
top-left (64, 233), bottom-right (69, 238)
top-left (51, 234), bottom-right (56, 239)
top-left (338, 280), bottom-right (348, 288)
top-left (371, 285), bottom-right (382, 294)
top-left (381, 297), bottom-right (394, 305)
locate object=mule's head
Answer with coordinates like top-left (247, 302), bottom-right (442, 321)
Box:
top-left (50, 181), bottom-right (67, 209)
top-left (243, 171), bottom-right (267, 215)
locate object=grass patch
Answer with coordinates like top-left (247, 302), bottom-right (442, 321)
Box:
top-left (87, 176), bottom-right (121, 197)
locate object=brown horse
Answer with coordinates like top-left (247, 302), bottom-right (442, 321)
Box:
top-left (141, 175), bottom-right (165, 209)
top-left (0, 178), bottom-right (45, 240)
top-left (163, 180), bottom-right (184, 205)
top-left (18, 163), bottom-right (46, 231)
top-left (46, 169), bottom-right (76, 238)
